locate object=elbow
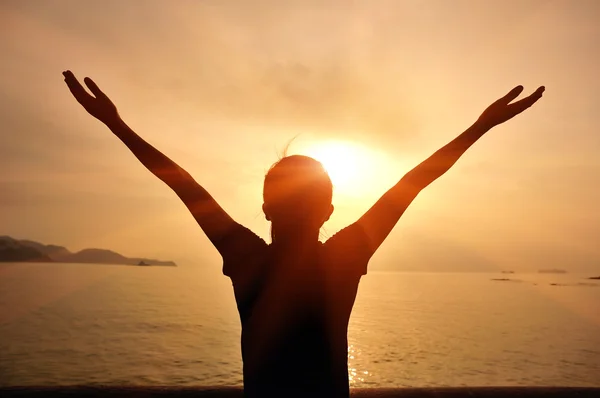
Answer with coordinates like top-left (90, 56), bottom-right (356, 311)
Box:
top-left (400, 174), bottom-right (426, 194)
top-left (157, 168), bottom-right (195, 192)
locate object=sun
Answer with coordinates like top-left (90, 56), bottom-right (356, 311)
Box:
top-left (307, 142), bottom-right (359, 187)
top-left (301, 140), bottom-right (386, 199)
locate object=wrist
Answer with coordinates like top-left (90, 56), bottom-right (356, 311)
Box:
top-left (103, 114), bottom-right (123, 130)
top-left (472, 119), bottom-right (493, 135)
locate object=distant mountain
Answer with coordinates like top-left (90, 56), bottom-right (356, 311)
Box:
top-left (0, 236), bottom-right (176, 266)
top-left (0, 237), bottom-right (53, 262)
top-left (17, 238), bottom-right (71, 259)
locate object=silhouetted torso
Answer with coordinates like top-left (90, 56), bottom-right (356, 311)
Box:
top-left (219, 224), bottom-right (371, 397)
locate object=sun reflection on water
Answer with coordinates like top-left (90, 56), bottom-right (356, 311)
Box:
top-left (348, 344), bottom-right (370, 385)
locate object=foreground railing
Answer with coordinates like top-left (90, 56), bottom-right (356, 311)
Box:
top-left (1, 386), bottom-right (599, 397)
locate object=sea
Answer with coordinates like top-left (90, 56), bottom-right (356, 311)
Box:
top-left (1, 263), bottom-right (599, 387)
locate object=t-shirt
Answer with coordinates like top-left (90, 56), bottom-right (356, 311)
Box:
top-left (217, 223), bottom-right (373, 398)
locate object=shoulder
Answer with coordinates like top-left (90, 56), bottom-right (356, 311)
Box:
top-left (218, 223), bottom-right (267, 253)
top-left (217, 223), bottom-right (268, 279)
top-left (324, 223), bottom-right (370, 250)
top-left (323, 223), bottom-right (373, 276)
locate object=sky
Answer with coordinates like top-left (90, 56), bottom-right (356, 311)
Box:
top-left (1, 0), bottom-right (599, 272)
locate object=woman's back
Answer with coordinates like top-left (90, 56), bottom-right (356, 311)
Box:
top-left (219, 223), bottom-right (373, 397)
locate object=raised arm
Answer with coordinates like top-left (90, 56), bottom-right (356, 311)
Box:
top-left (354, 85), bottom-right (545, 254)
top-left (62, 70), bottom-right (237, 247)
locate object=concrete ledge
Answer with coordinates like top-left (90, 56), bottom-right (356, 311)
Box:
top-left (1, 386), bottom-right (599, 397)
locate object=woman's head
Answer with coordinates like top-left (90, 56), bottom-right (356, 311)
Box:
top-left (263, 155), bottom-right (333, 235)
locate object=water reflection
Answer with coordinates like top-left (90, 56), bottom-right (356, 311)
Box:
top-left (348, 344), bottom-right (370, 384)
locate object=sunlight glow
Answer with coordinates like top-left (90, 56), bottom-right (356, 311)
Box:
top-left (306, 142), bottom-right (361, 188)
top-left (300, 140), bottom-right (394, 201)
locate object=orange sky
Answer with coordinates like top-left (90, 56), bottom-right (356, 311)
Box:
top-left (1, 0), bottom-right (599, 272)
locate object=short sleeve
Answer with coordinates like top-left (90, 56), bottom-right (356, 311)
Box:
top-left (215, 223), bottom-right (268, 280)
top-left (323, 223), bottom-right (374, 276)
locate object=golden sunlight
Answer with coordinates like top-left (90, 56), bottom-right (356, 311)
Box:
top-left (300, 140), bottom-right (394, 201)
top-left (306, 141), bottom-right (361, 188)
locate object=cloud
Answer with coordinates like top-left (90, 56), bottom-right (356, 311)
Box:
top-left (0, 0), bottom-right (422, 144)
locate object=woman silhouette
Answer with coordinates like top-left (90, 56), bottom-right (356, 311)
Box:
top-left (63, 70), bottom-right (544, 397)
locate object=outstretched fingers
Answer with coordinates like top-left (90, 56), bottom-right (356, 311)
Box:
top-left (506, 86), bottom-right (545, 117)
top-left (63, 70), bottom-right (92, 103)
top-left (84, 77), bottom-right (106, 99)
top-left (497, 85), bottom-right (524, 105)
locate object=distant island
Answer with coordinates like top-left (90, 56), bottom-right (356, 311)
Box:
top-left (538, 268), bottom-right (567, 274)
top-left (491, 278), bottom-right (522, 282)
top-left (0, 236), bottom-right (176, 266)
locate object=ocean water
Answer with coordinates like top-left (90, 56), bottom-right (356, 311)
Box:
top-left (0, 263), bottom-right (599, 387)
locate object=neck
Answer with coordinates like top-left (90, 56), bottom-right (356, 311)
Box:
top-left (271, 224), bottom-right (320, 247)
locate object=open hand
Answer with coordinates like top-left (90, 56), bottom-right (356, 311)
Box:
top-left (477, 85), bottom-right (545, 130)
top-left (63, 70), bottom-right (119, 125)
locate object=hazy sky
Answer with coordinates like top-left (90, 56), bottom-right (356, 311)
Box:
top-left (1, 0), bottom-right (599, 272)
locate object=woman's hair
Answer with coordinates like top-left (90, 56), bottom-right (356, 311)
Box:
top-left (263, 155), bottom-right (333, 241)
